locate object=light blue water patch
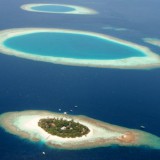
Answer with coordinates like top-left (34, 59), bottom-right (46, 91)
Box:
top-left (4, 32), bottom-right (146, 60)
top-left (31, 5), bottom-right (75, 13)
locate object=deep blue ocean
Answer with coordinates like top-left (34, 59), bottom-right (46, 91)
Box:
top-left (0, 0), bottom-right (160, 159)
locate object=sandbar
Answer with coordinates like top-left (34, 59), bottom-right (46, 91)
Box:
top-left (0, 28), bottom-right (160, 69)
top-left (21, 4), bottom-right (97, 15)
top-left (0, 110), bottom-right (160, 150)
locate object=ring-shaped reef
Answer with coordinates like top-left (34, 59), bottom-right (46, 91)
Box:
top-left (0, 28), bottom-right (160, 69)
top-left (21, 4), bottom-right (97, 15)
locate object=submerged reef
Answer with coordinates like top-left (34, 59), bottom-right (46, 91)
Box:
top-left (102, 26), bottom-right (128, 31)
top-left (0, 110), bottom-right (160, 150)
top-left (143, 38), bottom-right (160, 47)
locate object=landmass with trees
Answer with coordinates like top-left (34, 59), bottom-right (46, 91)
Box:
top-left (38, 118), bottom-right (90, 138)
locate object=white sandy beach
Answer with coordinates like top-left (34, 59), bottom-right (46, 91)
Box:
top-left (14, 114), bottom-right (122, 143)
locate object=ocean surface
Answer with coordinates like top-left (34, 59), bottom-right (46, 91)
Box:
top-left (31, 5), bottom-right (75, 13)
top-left (4, 32), bottom-right (145, 59)
top-left (0, 0), bottom-right (160, 159)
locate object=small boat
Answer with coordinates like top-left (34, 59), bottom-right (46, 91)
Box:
top-left (140, 125), bottom-right (145, 129)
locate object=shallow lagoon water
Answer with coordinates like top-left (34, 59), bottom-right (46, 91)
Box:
top-left (31, 5), bottom-right (75, 13)
top-left (4, 32), bottom-right (145, 60)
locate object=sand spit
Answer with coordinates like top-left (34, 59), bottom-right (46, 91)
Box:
top-left (0, 110), bottom-right (160, 150)
top-left (0, 28), bottom-right (160, 70)
top-left (21, 4), bottom-right (98, 15)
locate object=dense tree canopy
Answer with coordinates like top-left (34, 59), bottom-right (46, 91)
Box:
top-left (38, 118), bottom-right (90, 138)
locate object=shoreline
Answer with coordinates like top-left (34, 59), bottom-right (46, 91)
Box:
top-left (21, 4), bottom-right (98, 15)
top-left (0, 28), bottom-right (160, 70)
top-left (0, 110), bottom-right (160, 150)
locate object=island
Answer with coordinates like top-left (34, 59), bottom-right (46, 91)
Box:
top-left (38, 118), bottom-right (90, 138)
top-left (0, 110), bottom-right (160, 150)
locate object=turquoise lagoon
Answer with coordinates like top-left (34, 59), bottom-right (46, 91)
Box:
top-left (31, 5), bottom-right (75, 13)
top-left (3, 32), bottom-right (146, 60)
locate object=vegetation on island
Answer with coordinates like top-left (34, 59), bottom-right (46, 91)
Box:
top-left (38, 118), bottom-right (90, 138)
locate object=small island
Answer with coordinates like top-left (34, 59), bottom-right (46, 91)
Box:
top-left (38, 118), bottom-right (90, 138)
top-left (0, 110), bottom-right (160, 150)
